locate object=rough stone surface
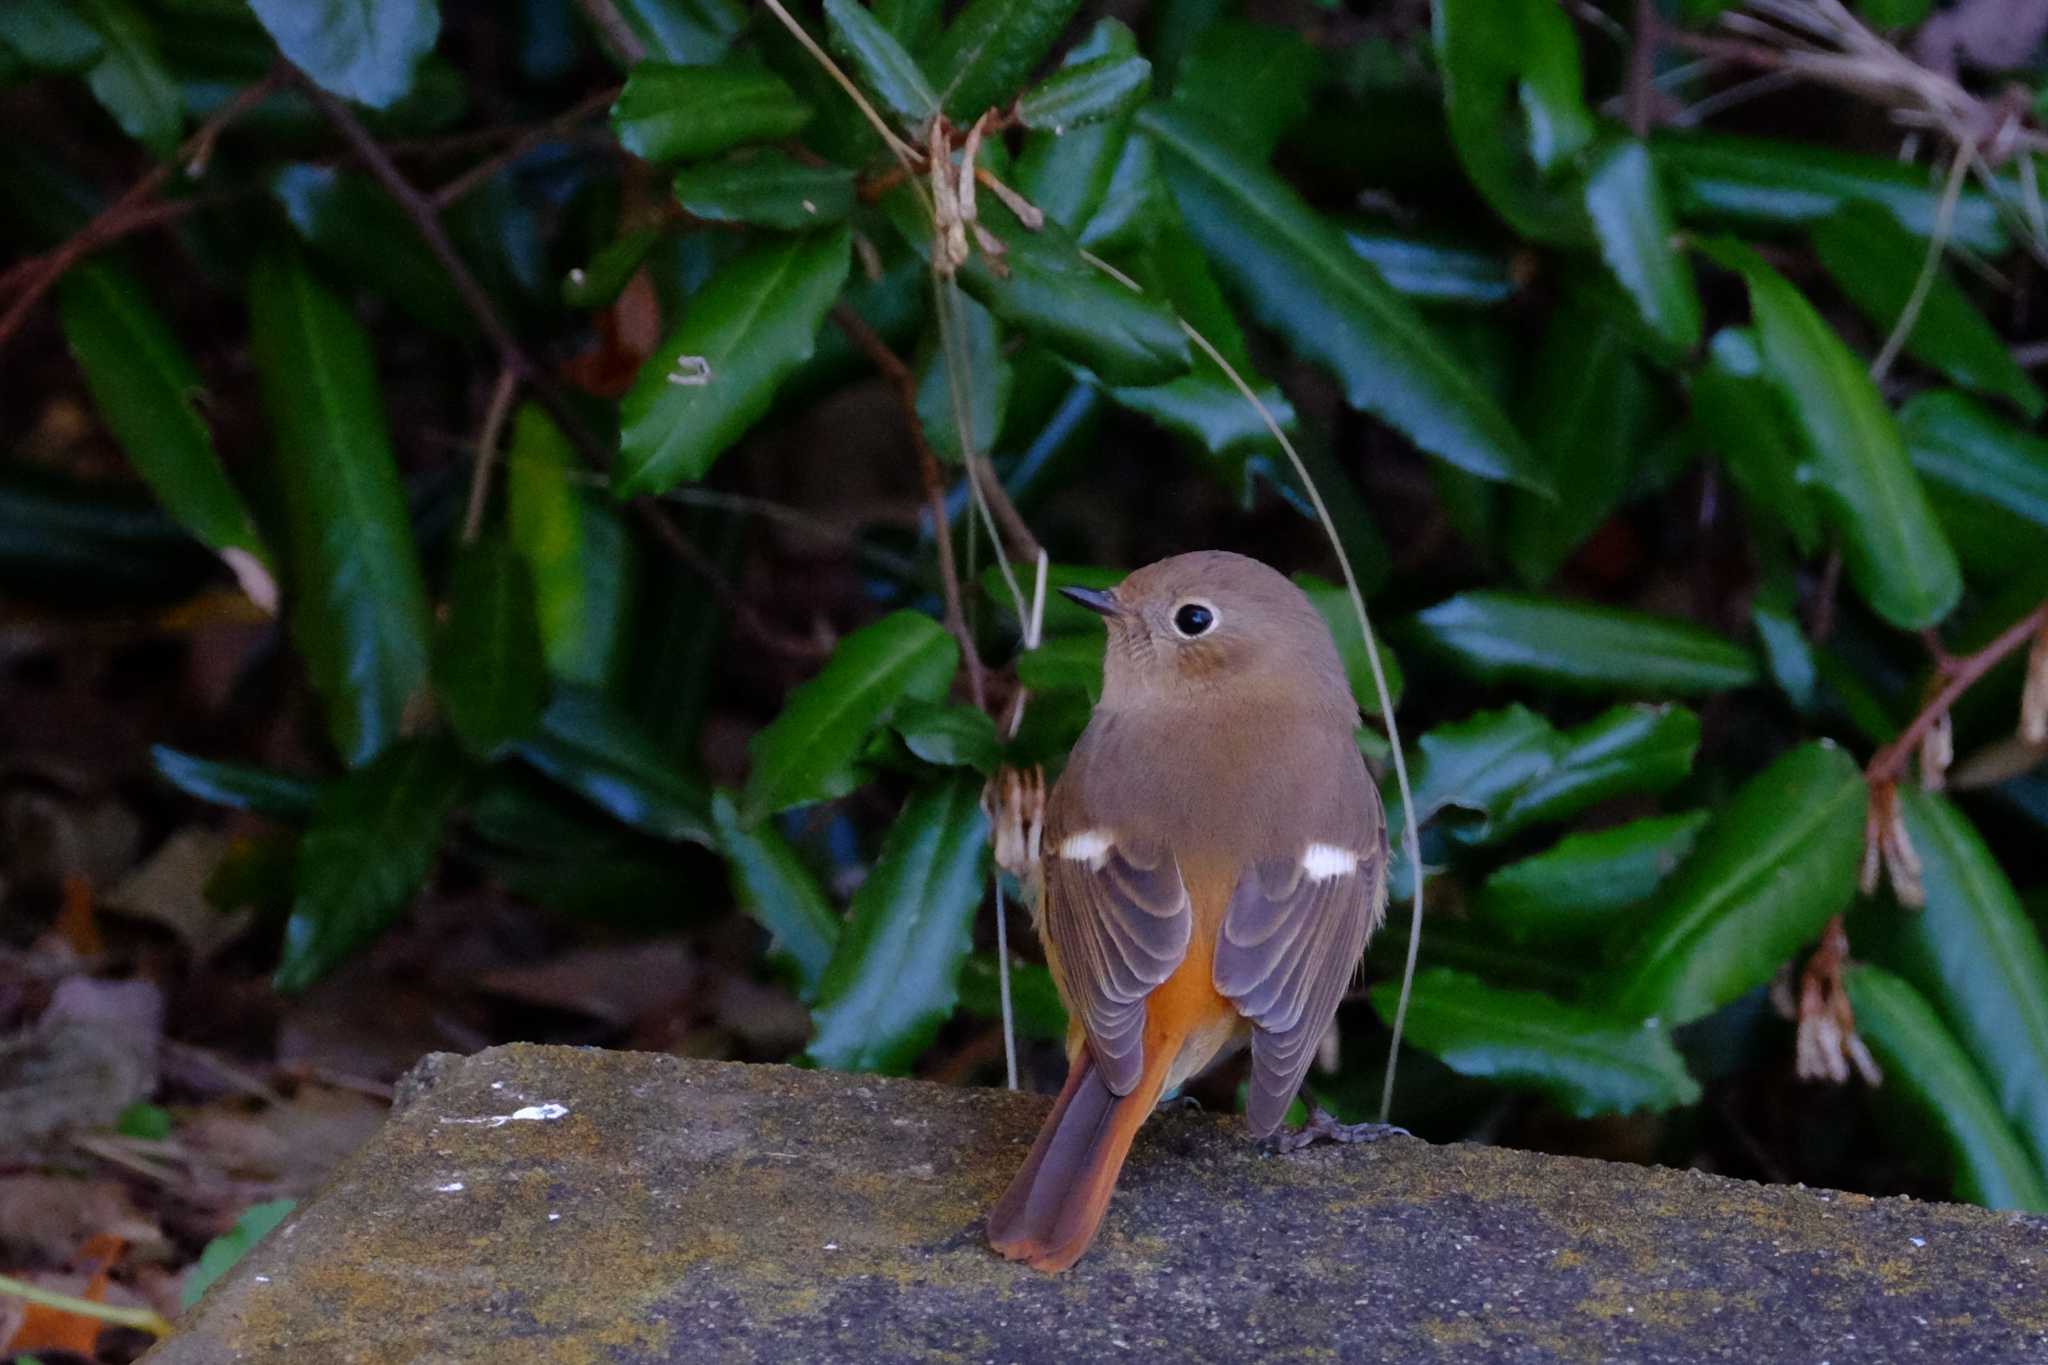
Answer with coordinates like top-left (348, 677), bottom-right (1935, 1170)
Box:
top-left (150, 1044), bottom-right (2048, 1363)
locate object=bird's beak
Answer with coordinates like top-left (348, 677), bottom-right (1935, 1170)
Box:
top-left (1059, 585), bottom-right (1119, 617)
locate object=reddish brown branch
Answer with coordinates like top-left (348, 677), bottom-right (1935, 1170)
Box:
top-left (1866, 598), bottom-right (2048, 785)
top-left (0, 70), bottom-right (285, 353)
top-left (431, 84), bottom-right (621, 210)
top-left (831, 304), bottom-right (989, 712)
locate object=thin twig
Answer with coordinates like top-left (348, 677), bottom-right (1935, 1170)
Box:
top-left (1866, 598), bottom-right (2048, 785)
top-left (461, 367), bottom-right (522, 544)
top-left (757, 0), bottom-right (922, 165)
top-left (575, 0), bottom-right (646, 65)
top-left (432, 85), bottom-right (622, 209)
top-left (0, 69), bottom-right (284, 353)
top-left (1626, 0), bottom-right (1659, 138)
top-left (1871, 139), bottom-right (1971, 380)
top-left (968, 456), bottom-right (1042, 560)
top-left (831, 304), bottom-right (989, 711)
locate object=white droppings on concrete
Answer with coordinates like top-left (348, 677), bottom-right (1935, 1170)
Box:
top-left (1911, 1236), bottom-right (1927, 1248)
top-left (439, 1102), bottom-right (570, 1129)
top-left (436, 1181), bottom-right (465, 1192)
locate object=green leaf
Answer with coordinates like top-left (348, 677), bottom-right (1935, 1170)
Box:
top-left (1751, 578), bottom-right (1819, 712)
top-left (248, 251), bottom-right (432, 767)
top-left (272, 164), bottom-right (475, 337)
top-left (115, 1101), bottom-right (172, 1140)
top-left (77, 0), bottom-right (181, 157)
top-left (741, 610), bottom-right (959, 822)
top-left (276, 739), bottom-right (466, 991)
top-left (958, 953), bottom-right (1066, 1040)
top-left (926, 0), bottom-right (1081, 121)
top-left (883, 186), bottom-right (1191, 387)
top-left (609, 62), bottom-right (812, 162)
top-left (1016, 49), bottom-right (1150, 131)
top-left (504, 404), bottom-right (638, 688)
top-left (151, 746), bottom-right (318, 822)
top-left (608, 0), bottom-right (744, 66)
top-left (182, 1198), bottom-right (296, 1309)
top-left (1701, 238), bottom-right (1961, 630)
top-left (806, 775), bottom-right (989, 1071)
top-left (247, 0), bottom-right (438, 108)
top-left (617, 228), bottom-right (850, 496)
top-left (1140, 104), bottom-right (1548, 493)
top-left (516, 687), bottom-right (712, 845)
top-left (1693, 327), bottom-right (1823, 553)
top-left (1604, 741), bottom-right (1864, 1025)
top-left (980, 560), bottom-right (1120, 636)
top-left (1412, 592), bottom-right (1758, 694)
top-left (1167, 19), bottom-right (1318, 161)
top-left (1014, 633), bottom-right (1103, 698)
top-left (1489, 704), bottom-right (1700, 840)
top-left (1369, 968), bottom-right (1700, 1118)
top-left (821, 0), bottom-right (936, 125)
top-left (59, 260), bottom-right (267, 563)
top-left (1898, 389), bottom-right (2048, 534)
top-left (1846, 965), bottom-right (2048, 1212)
top-left (1341, 224), bottom-right (1516, 307)
top-left (0, 1), bottom-right (103, 71)
top-left (1434, 0), bottom-right (1595, 242)
top-left (1401, 704), bottom-right (1558, 829)
top-left (1479, 811), bottom-right (1712, 944)
top-left (1295, 573), bottom-right (1402, 719)
top-left (1656, 133), bottom-right (2006, 254)
top-left (1851, 790), bottom-right (2048, 1186)
top-left (711, 789), bottom-right (840, 1000)
top-left (1856, 0), bottom-right (1932, 24)
top-left (673, 149), bottom-right (854, 230)
top-left (890, 699), bottom-right (1000, 771)
top-left (1014, 21), bottom-right (1140, 233)
top-left (1582, 139), bottom-right (1702, 355)
top-left (1812, 203), bottom-right (2043, 418)
top-left (435, 534), bottom-right (546, 759)
top-left (562, 229), bottom-right (660, 309)
top-left (916, 289), bottom-right (1008, 461)
top-left (1502, 308), bottom-right (1658, 585)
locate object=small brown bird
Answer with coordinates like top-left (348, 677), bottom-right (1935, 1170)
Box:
top-left (987, 551), bottom-right (1389, 1272)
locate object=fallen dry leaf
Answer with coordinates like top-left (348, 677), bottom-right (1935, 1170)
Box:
top-left (104, 828), bottom-right (253, 962)
top-left (0, 975), bottom-right (163, 1149)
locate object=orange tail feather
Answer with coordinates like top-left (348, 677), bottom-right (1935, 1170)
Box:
top-left (987, 1050), bottom-right (1170, 1272)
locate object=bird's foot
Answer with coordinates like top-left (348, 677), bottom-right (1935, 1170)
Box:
top-left (1266, 1107), bottom-right (1409, 1154)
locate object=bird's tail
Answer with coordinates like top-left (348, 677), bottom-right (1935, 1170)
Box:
top-left (986, 1048), bottom-right (1169, 1272)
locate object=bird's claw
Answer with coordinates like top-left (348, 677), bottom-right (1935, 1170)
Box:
top-left (1266, 1107), bottom-right (1409, 1154)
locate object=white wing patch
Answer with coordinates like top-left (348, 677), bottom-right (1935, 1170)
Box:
top-left (1301, 842), bottom-right (1359, 883)
top-left (1058, 829), bottom-right (1115, 868)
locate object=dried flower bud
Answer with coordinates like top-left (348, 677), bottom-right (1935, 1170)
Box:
top-left (1918, 710), bottom-right (1952, 791)
top-left (2022, 626), bottom-right (2048, 746)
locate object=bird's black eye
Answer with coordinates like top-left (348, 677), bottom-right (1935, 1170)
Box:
top-left (1173, 602), bottom-right (1215, 637)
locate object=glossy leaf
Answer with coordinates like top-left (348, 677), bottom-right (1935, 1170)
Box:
top-left (435, 534), bottom-right (546, 759)
top-left (821, 0), bottom-right (936, 125)
top-left (1016, 49), bottom-right (1150, 131)
top-left (1702, 238), bottom-right (1961, 630)
top-left (1434, 0), bottom-right (1594, 242)
top-left (77, 0), bottom-right (181, 157)
top-left (504, 405), bottom-right (637, 689)
top-left (1898, 389), bottom-right (2048, 534)
top-left (1852, 791), bottom-right (2048, 1184)
top-left (1014, 21), bottom-right (1140, 233)
top-left (884, 187), bottom-right (1190, 386)
top-left (516, 687), bottom-right (711, 845)
top-left (916, 288), bottom-right (1008, 461)
top-left (151, 746), bottom-right (319, 823)
top-left (807, 775), bottom-right (990, 1071)
top-left (712, 789), bottom-right (841, 1000)
top-left (1167, 18), bottom-right (1318, 161)
top-left (0, 2), bottom-right (103, 71)
top-left (958, 954), bottom-right (1066, 1040)
top-left (1479, 811), bottom-right (1711, 944)
top-left (1141, 103), bottom-right (1547, 493)
top-left (926, 0), bottom-right (1081, 121)
top-left (1412, 592), bottom-right (1759, 694)
top-left (59, 260), bottom-right (267, 563)
top-left (1605, 741), bottom-right (1864, 1025)
top-left (1656, 133), bottom-right (2006, 253)
top-left (609, 62), bottom-right (811, 162)
top-left (892, 699), bottom-right (1001, 772)
top-left (1693, 327), bottom-right (1822, 553)
top-left (1296, 573), bottom-right (1403, 719)
top-left (1582, 139), bottom-right (1702, 355)
top-left (247, 0), bottom-right (438, 108)
top-left (1812, 202), bottom-right (2043, 419)
top-left (1015, 633), bottom-right (1106, 699)
top-left (181, 1199), bottom-right (296, 1310)
top-left (1400, 704), bottom-right (1559, 830)
top-left (741, 610), bottom-right (959, 822)
top-left (1342, 225), bottom-right (1515, 307)
top-left (1369, 968), bottom-right (1700, 1118)
top-left (617, 227), bottom-right (851, 496)
top-left (1489, 704), bottom-right (1700, 840)
top-left (673, 150), bottom-right (854, 230)
top-left (273, 164), bottom-right (474, 337)
top-left (1846, 965), bottom-right (2048, 1212)
top-left (609, 0), bottom-right (744, 66)
top-left (1503, 309), bottom-right (1657, 585)
top-left (562, 229), bottom-right (660, 309)
top-left (275, 739), bottom-right (467, 991)
top-left (248, 251), bottom-right (432, 767)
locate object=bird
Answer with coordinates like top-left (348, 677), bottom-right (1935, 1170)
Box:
top-left (986, 550), bottom-right (1389, 1273)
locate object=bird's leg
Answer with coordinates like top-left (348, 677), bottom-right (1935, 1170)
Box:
top-left (1266, 1106), bottom-right (1409, 1154)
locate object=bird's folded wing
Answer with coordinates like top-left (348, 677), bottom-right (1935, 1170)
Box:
top-left (1043, 834), bottom-right (1191, 1096)
top-left (1214, 844), bottom-right (1386, 1136)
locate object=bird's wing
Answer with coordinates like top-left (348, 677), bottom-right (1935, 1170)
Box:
top-left (1042, 830), bottom-right (1192, 1097)
top-left (1214, 839), bottom-right (1387, 1136)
